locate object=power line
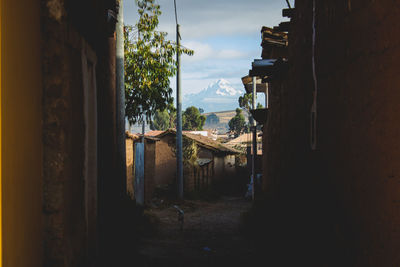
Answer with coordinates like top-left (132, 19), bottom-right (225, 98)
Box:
top-left (285, 0), bottom-right (292, 8)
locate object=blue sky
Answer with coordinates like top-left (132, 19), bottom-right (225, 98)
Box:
top-left (123, 0), bottom-right (293, 95)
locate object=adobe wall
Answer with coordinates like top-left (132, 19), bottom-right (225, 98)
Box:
top-left (126, 138), bottom-right (134, 199)
top-left (313, 1), bottom-right (400, 265)
top-left (144, 139), bottom-right (156, 203)
top-left (154, 135), bottom-right (177, 187)
top-left (1, 0), bottom-right (43, 266)
top-left (41, 0), bottom-right (120, 265)
top-left (263, 0), bottom-right (400, 265)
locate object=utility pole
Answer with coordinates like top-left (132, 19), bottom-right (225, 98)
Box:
top-left (116, 0), bottom-right (127, 194)
top-left (252, 76), bottom-right (257, 200)
top-left (176, 23), bottom-right (183, 199)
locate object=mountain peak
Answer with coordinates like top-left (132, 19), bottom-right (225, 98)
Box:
top-left (206, 79), bottom-right (242, 96)
top-left (183, 79), bottom-right (244, 113)
top-left (214, 78), bottom-right (229, 85)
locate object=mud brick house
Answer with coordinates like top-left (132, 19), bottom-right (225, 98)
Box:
top-left (127, 129), bottom-right (241, 200)
top-left (125, 132), bottom-right (158, 203)
top-left (155, 129), bottom-right (241, 192)
top-left (252, 1), bottom-right (400, 266)
top-left (1, 0), bottom-right (128, 266)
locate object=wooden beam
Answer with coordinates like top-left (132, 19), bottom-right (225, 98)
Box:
top-left (282, 8), bottom-right (295, 18)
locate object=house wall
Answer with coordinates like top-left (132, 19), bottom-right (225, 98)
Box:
top-left (1, 0), bottom-right (43, 266)
top-left (1, 0), bottom-right (123, 266)
top-left (188, 163), bottom-right (213, 192)
top-left (126, 138), bottom-right (134, 199)
top-left (198, 148), bottom-right (213, 159)
top-left (184, 165), bottom-right (196, 192)
top-left (41, 0), bottom-right (120, 266)
top-left (154, 135), bottom-right (176, 188)
top-left (144, 140), bottom-right (156, 203)
top-left (260, 1), bottom-right (400, 265)
top-left (223, 155), bottom-right (236, 178)
top-left (213, 156), bottom-right (225, 181)
top-left (313, 1), bottom-right (400, 265)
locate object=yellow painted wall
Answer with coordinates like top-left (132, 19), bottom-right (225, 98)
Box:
top-left (0, 0), bottom-right (2, 264)
top-left (1, 0), bottom-right (43, 266)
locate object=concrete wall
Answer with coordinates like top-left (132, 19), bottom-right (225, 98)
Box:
top-left (1, 1), bottom-right (43, 267)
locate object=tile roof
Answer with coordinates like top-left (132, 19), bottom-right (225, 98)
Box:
top-left (155, 129), bottom-right (242, 155)
top-left (145, 130), bottom-right (164, 137)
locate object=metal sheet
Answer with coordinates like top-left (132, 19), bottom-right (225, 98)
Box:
top-left (135, 142), bottom-right (145, 205)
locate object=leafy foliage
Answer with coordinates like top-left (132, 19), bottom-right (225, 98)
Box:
top-left (150, 107), bottom-right (177, 130)
top-left (167, 134), bottom-right (198, 167)
top-left (150, 109), bottom-right (170, 130)
top-left (228, 108), bottom-right (247, 137)
top-left (205, 113), bottom-right (220, 125)
top-left (182, 106), bottom-right (206, 131)
top-left (238, 93), bottom-right (253, 112)
top-left (124, 0), bottom-right (193, 125)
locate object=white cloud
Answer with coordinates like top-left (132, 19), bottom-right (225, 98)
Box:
top-left (124, 0), bottom-right (292, 39)
top-left (182, 41), bottom-right (248, 62)
top-left (123, 0), bottom-right (292, 97)
top-left (182, 41), bottom-right (213, 61)
top-left (218, 49), bottom-right (246, 59)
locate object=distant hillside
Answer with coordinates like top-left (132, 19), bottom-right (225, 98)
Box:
top-left (203, 109), bottom-right (250, 134)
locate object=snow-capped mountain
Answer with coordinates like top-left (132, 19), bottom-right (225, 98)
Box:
top-left (183, 79), bottom-right (244, 112)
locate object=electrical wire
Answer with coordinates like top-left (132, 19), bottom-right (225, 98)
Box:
top-left (285, 0), bottom-right (292, 9)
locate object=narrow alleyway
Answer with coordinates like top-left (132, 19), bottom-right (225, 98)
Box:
top-left (136, 197), bottom-right (258, 267)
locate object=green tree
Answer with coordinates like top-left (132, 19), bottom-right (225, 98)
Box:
top-left (238, 93), bottom-right (253, 112)
top-left (239, 93), bottom-right (264, 111)
top-left (124, 0), bottom-right (193, 125)
top-left (205, 113), bottom-right (220, 125)
top-left (182, 106), bottom-right (206, 131)
top-left (150, 109), bottom-right (170, 130)
top-left (228, 108), bottom-right (247, 137)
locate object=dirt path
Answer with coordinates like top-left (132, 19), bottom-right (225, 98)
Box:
top-left (136, 197), bottom-right (257, 267)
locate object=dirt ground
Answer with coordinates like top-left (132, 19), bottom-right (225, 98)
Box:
top-left (136, 196), bottom-right (258, 267)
